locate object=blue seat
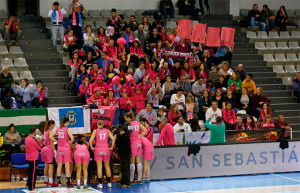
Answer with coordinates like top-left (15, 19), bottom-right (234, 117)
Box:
top-left (38, 152), bottom-right (45, 168)
top-left (11, 153), bottom-right (29, 181)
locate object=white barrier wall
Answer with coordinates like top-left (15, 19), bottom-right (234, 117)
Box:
top-left (150, 141), bottom-right (300, 180)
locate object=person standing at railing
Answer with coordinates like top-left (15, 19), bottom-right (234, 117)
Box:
top-left (205, 115), bottom-right (225, 143)
top-left (274, 115), bottom-right (292, 139)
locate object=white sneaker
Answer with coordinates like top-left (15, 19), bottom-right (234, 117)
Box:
top-left (107, 183), bottom-right (112, 188)
top-left (97, 184), bottom-right (103, 189)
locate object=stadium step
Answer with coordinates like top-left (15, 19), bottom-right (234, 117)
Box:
top-left (232, 54), bottom-right (263, 60)
top-left (37, 77), bottom-right (70, 83)
top-left (21, 33), bottom-right (48, 40)
top-left (233, 37), bottom-right (250, 43)
top-left (271, 103), bottom-right (300, 111)
top-left (48, 96), bottom-right (80, 104)
top-left (284, 116), bottom-right (300, 124)
top-left (233, 48), bottom-right (257, 54)
top-left (273, 110), bottom-right (300, 117)
top-left (263, 90), bottom-right (292, 97)
top-left (32, 70), bottom-right (69, 77)
top-left (253, 77), bottom-right (282, 84)
top-left (234, 42), bottom-right (255, 48)
top-left (26, 58), bottom-right (63, 64)
top-left (268, 97), bottom-right (296, 104)
top-left (232, 60), bottom-right (266, 67)
top-left (43, 83), bottom-right (66, 90)
top-left (24, 52), bottom-right (59, 59)
top-left (29, 63), bottom-right (66, 71)
top-left (244, 66), bottom-right (273, 72)
top-left (250, 72), bottom-right (276, 77)
top-left (257, 84), bottom-right (286, 91)
top-left (48, 90), bottom-right (76, 97)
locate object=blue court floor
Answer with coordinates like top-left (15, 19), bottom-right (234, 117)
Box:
top-left (2, 172), bottom-right (300, 193)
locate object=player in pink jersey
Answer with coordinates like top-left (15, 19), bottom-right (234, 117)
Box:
top-left (89, 120), bottom-right (115, 189)
top-left (74, 136), bottom-right (90, 189)
top-left (140, 137), bottom-right (154, 183)
top-left (124, 112), bottom-right (147, 185)
top-left (41, 120), bottom-right (58, 187)
top-left (50, 117), bottom-right (74, 187)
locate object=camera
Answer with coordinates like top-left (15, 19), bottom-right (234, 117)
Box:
top-left (40, 87), bottom-right (44, 90)
top-left (14, 81), bottom-right (19, 85)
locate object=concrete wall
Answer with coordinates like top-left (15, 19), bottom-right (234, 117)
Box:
top-left (230, 0), bottom-right (300, 17)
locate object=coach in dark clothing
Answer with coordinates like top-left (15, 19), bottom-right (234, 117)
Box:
top-left (69, 4), bottom-right (85, 41)
top-left (116, 126), bottom-right (131, 188)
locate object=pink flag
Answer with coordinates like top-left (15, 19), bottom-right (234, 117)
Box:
top-left (221, 27), bottom-right (235, 47)
top-left (206, 27), bottom-right (221, 47)
top-left (90, 106), bottom-right (116, 130)
top-left (191, 23), bottom-right (206, 43)
top-left (178, 20), bottom-right (192, 39)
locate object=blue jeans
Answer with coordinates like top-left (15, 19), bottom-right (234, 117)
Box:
top-left (162, 8), bottom-right (175, 19)
top-left (51, 25), bottom-right (64, 46)
top-left (265, 19), bottom-right (275, 31)
top-left (83, 44), bottom-right (96, 56)
top-left (17, 101), bottom-right (32, 109)
top-left (184, 8), bottom-right (200, 20)
top-left (250, 17), bottom-right (266, 31)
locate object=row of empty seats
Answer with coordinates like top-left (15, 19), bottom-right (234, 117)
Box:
top-left (264, 53), bottom-right (300, 62)
top-left (10, 71), bottom-right (34, 81)
top-left (247, 31), bottom-right (300, 39)
top-left (87, 9), bottom-right (146, 18)
top-left (255, 41), bottom-right (300, 50)
top-left (240, 9), bottom-right (300, 18)
top-left (0, 57), bottom-right (28, 67)
top-left (0, 46), bottom-right (24, 55)
top-left (273, 64), bottom-right (300, 73)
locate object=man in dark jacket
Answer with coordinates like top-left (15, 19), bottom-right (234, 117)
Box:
top-left (160, 0), bottom-right (175, 21)
top-left (0, 66), bottom-right (13, 103)
top-left (177, 0), bottom-right (199, 21)
top-left (248, 4), bottom-right (266, 31)
top-left (261, 4), bottom-right (275, 32)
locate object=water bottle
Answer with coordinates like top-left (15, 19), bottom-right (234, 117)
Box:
top-left (11, 173), bottom-right (15, 186)
top-left (16, 174), bottom-right (20, 186)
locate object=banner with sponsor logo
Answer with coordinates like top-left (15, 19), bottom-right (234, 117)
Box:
top-left (47, 107), bottom-right (90, 134)
top-left (153, 132), bottom-right (211, 145)
top-left (225, 128), bottom-right (285, 143)
top-left (150, 141), bottom-right (300, 180)
top-left (90, 106), bottom-right (117, 131)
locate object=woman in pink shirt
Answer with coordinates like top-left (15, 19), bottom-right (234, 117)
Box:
top-left (104, 89), bottom-right (119, 106)
top-left (246, 116), bottom-right (258, 130)
top-left (125, 112), bottom-right (147, 185)
top-left (25, 127), bottom-right (43, 191)
top-left (260, 102), bottom-right (272, 122)
top-left (168, 104), bottom-right (182, 126)
top-left (119, 88), bottom-right (134, 124)
top-left (41, 120), bottom-right (58, 187)
top-left (96, 27), bottom-right (110, 49)
top-left (145, 56), bottom-right (158, 84)
top-left (261, 115), bottom-right (275, 128)
top-left (89, 121), bottom-right (115, 189)
top-left (181, 61), bottom-right (196, 82)
top-left (140, 137), bottom-right (154, 183)
top-left (196, 63), bottom-right (209, 82)
top-left (50, 117), bottom-right (74, 187)
top-left (69, 52), bottom-right (83, 82)
top-left (128, 84), bottom-right (147, 114)
top-left (137, 75), bottom-right (152, 98)
top-left (155, 118), bottom-right (175, 146)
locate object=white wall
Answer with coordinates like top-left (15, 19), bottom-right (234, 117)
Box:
top-left (0, 0), bottom-right (8, 14)
top-left (230, 0), bottom-right (300, 16)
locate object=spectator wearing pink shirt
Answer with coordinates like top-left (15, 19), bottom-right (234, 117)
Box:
top-left (155, 118), bottom-right (175, 146)
top-left (181, 61), bottom-right (196, 82)
top-left (69, 52), bottom-right (82, 82)
top-left (128, 84), bottom-right (147, 114)
top-left (79, 76), bottom-right (91, 104)
top-left (86, 88), bottom-right (104, 109)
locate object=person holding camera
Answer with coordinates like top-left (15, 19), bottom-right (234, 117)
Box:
top-left (115, 126), bottom-right (131, 188)
top-left (13, 78), bottom-right (32, 109)
top-left (124, 112), bottom-right (147, 185)
top-left (32, 80), bottom-right (48, 108)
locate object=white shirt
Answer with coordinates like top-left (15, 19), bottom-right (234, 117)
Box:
top-left (205, 108), bottom-right (222, 124)
top-left (83, 33), bottom-right (95, 47)
top-left (174, 122), bottom-right (192, 133)
top-left (48, 9), bottom-right (67, 25)
top-left (170, 94), bottom-right (185, 111)
top-left (63, 36), bottom-right (74, 48)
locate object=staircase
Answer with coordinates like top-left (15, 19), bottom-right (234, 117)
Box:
top-left (19, 16), bottom-right (80, 107)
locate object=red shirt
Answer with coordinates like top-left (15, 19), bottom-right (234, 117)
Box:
top-left (87, 95), bottom-right (104, 107)
top-left (155, 123), bottom-right (175, 146)
top-left (119, 97), bottom-right (132, 110)
top-left (104, 97), bottom-right (119, 106)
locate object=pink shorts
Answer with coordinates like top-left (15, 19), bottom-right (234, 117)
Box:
top-left (94, 148), bottom-right (110, 162)
top-left (56, 146), bottom-right (72, 163)
top-left (143, 147), bottom-right (154, 160)
top-left (74, 150), bottom-right (90, 164)
top-left (41, 146), bottom-right (54, 163)
top-left (131, 141), bottom-right (142, 157)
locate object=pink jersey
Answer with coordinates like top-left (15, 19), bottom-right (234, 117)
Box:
top-left (57, 127), bottom-right (69, 147)
top-left (74, 144), bottom-right (90, 164)
top-left (129, 121), bottom-right (141, 142)
top-left (44, 130), bottom-right (51, 148)
top-left (95, 128), bottom-right (109, 149)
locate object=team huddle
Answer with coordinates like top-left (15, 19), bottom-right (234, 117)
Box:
top-left (28, 111), bottom-right (154, 190)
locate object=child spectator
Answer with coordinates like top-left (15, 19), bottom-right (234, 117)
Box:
top-left (185, 96), bottom-right (194, 121)
top-left (227, 71), bottom-right (241, 94)
top-left (145, 56), bottom-right (159, 84)
top-left (69, 52), bottom-right (83, 82)
top-left (261, 115), bottom-right (275, 128)
top-left (246, 116), bottom-right (258, 130)
top-left (63, 29), bottom-right (78, 58)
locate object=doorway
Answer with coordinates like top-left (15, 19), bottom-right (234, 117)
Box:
top-left (8, 0), bottom-right (39, 16)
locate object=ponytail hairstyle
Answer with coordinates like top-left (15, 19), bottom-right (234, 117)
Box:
top-left (38, 121), bottom-right (46, 134)
top-left (60, 116), bottom-right (69, 128)
top-left (44, 120), bottom-right (55, 132)
top-left (125, 111), bottom-right (135, 121)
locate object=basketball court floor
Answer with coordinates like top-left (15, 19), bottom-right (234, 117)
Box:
top-left (1, 172), bottom-right (300, 193)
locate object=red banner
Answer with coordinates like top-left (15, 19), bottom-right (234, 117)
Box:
top-left (191, 23), bottom-right (206, 43)
top-left (206, 27), bottom-right (220, 47)
top-left (221, 27), bottom-right (235, 47)
top-left (90, 106), bottom-right (116, 130)
top-left (178, 20), bottom-right (192, 39)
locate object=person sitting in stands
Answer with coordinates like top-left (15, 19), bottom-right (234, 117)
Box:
top-left (227, 71), bottom-right (241, 95)
top-left (160, 0), bottom-right (175, 21)
top-left (136, 103), bottom-right (158, 130)
top-left (133, 24), bottom-right (147, 49)
top-left (128, 85), bottom-right (146, 114)
top-left (0, 66), bottom-right (14, 104)
top-left (127, 15), bottom-right (139, 32)
top-left (248, 4), bottom-right (266, 31)
top-left (176, 75), bottom-right (191, 95)
top-left (274, 115), bottom-right (292, 138)
top-left (170, 89), bottom-right (185, 114)
top-left (168, 104), bottom-right (182, 126)
top-left (155, 117), bottom-right (175, 146)
top-left (224, 87), bottom-right (237, 109)
top-left (236, 64), bottom-right (246, 81)
top-left (260, 114), bottom-right (275, 128)
top-left (231, 115), bottom-right (246, 130)
top-left (252, 87), bottom-right (271, 109)
top-left (63, 29), bottom-right (78, 58)
top-left (276, 6), bottom-right (289, 31)
top-left (133, 62), bottom-right (146, 84)
top-left (129, 39), bottom-right (145, 69)
top-left (198, 90), bottom-right (212, 120)
top-left (213, 43), bottom-right (234, 66)
top-left (174, 115), bottom-right (192, 133)
top-left (106, 9), bottom-right (121, 35)
top-left (83, 25), bottom-right (96, 56)
top-left (261, 4), bottom-right (276, 32)
top-left (104, 88), bottom-right (119, 107)
top-left (147, 83), bottom-right (163, 109)
top-left (32, 80), bottom-right (48, 108)
top-left (86, 88), bottom-right (104, 109)
top-left (119, 88), bottom-right (134, 124)
top-left (242, 74), bottom-right (256, 94)
top-left (96, 27), bottom-right (110, 49)
top-left (292, 72), bottom-right (300, 103)
top-left (222, 102), bottom-right (236, 130)
top-left (69, 52), bottom-right (83, 83)
top-left (79, 76), bottom-right (91, 104)
top-left (218, 62), bottom-right (233, 83)
top-left (260, 102), bottom-right (272, 122)
top-left (181, 61), bottom-right (196, 82)
top-left (3, 124), bottom-right (21, 161)
top-left (121, 26), bottom-right (134, 49)
top-left (205, 101), bottom-right (222, 124)
top-left (246, 116), bottom-right (258, 130)
top-left (4, 15), bottom-right (21, 46)
top-left (13, 78), bottom-right (32, 109)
